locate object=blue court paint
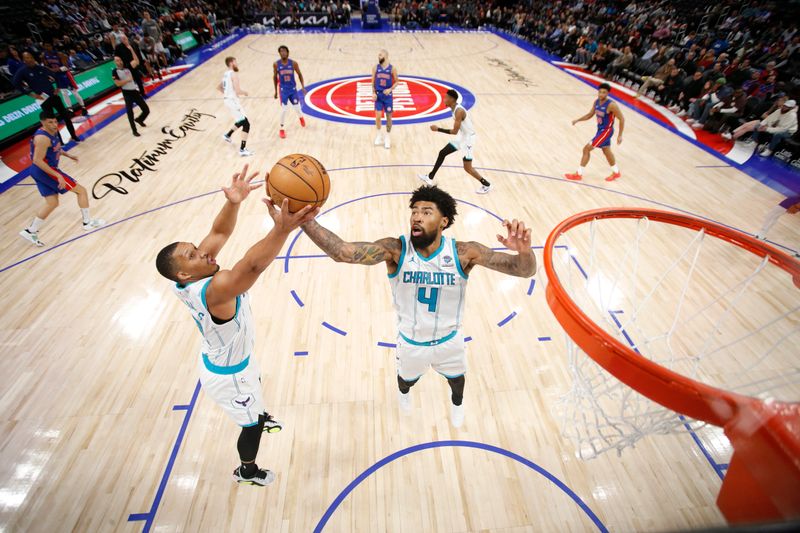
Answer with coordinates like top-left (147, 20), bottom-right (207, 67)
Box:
top-left (294, 351), bottom-right (309, 356)
top-left (290, 289), bottom-right (305, 307)
top-left (486, 26), bottom-right (799, 196)
top-left (377, 341), bottom-right (397, 348)
top-left (128, 379), bottom-right (201, 532)
top-left (538, 336), bottom-right (552, 342)
top-left (497, 311), bottom-right (517, 327)
top-left (569, 255), bottom-right (727, 479)
top-left (5, 163), bottom-right (795, 275)
top-left (464, 336), bottom-right (473, 342)
top-left (0, 31), bottom-right (248, 194)
top-left (527, 279), bottom-right (536, 296)
top-left (171, 405), bottom-right (190, 411)
top-left (313, 440), bottom-right (608, 533)
top-left (322, 321), bottom-right (348, 336)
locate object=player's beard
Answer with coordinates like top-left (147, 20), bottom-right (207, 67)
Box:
top-left (410, 228), bottom-right (438, 250)
top-left (232, 65), bottom-right (239, 72)
top-left (379, 58), bottom-right (385, 64)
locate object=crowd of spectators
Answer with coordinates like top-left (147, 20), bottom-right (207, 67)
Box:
top-left (0, 0), bottom-right (236, 103)
top-left (390, 0), bottom-right (800, 160)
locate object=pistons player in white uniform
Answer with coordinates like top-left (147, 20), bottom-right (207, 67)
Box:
top-left (301, 185), bottom-right (535, 427)
top-left (419, 89), bottom-right (492, 194)
top-left (155, 163), bottom-right (317, 486)
top-left (217, 56), bottom-right (253, 156)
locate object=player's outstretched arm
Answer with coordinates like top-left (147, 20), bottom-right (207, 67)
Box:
top-left (207, 200), bottom-right (318, 310)
top-left (571, 106), bottom-right (595, 125)
top-left (198, 164), bottom-right (261, 258)
top-left (301, 219), bottom-right (402, 266)
top-left (457, 219), bottom-right (536, 277)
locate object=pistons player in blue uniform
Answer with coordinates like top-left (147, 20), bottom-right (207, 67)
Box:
top-left (565, 83), bottom-right (625, 182)
top-left (272, 45), bottom-right (306, 139)
top-left (372, 49), bottom-right (398, 149)
top-left (19, 111), bottom-right (104, 247)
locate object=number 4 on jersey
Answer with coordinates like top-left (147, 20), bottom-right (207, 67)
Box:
top-left (417, 287), bottom-right (440, 313)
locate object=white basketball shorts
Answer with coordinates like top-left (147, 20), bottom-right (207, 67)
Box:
top-left (199, 355), bottom-right (265, 427)
top-left (224, 97), bottom-right (246, 122)
top-left (395, 332), bottom-right (466, 381)
top-left (450, 133), bottom-right (476, 161)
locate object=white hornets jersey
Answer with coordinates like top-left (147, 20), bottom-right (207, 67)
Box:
top-left (173, 277), bottom-right (255, 368)
top-left (454, 103), bottom-right (475, 138)
top-left (389, 235), bottom-right (469, 344)
top-left (222, 69), bottom-right (238, 100)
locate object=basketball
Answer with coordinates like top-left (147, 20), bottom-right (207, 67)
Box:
top-left (266, 154), bottom-right (330, 212)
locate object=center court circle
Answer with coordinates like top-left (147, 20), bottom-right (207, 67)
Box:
top-left (302, 75), bottom-right (476, 125)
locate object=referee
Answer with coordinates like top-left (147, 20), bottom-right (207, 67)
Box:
top-left (112, 56), bottom-right (150, 136)
top-left (12, 51), bottom-right (80, 143)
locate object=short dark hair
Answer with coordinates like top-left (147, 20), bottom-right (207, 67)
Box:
top-left (156, 242), bottom-right (181, 282)
top-left (409, 185), bottom-right (457, 229)
top-left (446, 89), bottom-right (459, 100)
top-left (39, 110), bottom-right (57, 121)
top-left (278, 45), bottom-right (289, 53)
top-left (225, 56), bottom-right (235, 66)
top-left (598, 82), bottom-right (611, 92)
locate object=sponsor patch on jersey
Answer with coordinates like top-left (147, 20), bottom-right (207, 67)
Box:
top-left (443, 255), bottom-right (453, 265)
top-left (303, 75), bottom-right (475, 125)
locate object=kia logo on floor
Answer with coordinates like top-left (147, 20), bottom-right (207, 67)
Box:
top-left (303, 75), bottom-right (475, 125)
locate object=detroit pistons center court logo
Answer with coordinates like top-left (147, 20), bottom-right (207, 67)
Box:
top-left (303, 75), bottom-right (475, 125)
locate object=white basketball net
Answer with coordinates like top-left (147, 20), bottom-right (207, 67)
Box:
top-left (550, 215), bottom-right (800, 459)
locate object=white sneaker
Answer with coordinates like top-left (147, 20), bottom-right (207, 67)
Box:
top-left (417, 173), bottom-right (434, 185)
top-left (398, 391), bottom-right (411, 415)
top-left (760, 149), bottom-right (773, 157)
top-left (222, 134), bottom-right (232, 143)
top-left (450, 403), bottom-right (465, 428)
top-left (691, 122), bottom-right (704, 129)
top-left (19, 229), bottom-right (45, 247)
top-left (374, 133), bottom-right (383, 146)
top-left (721, 132), bottom-right (732, 140)
top-left (239, 148), bottom-right (254, 157)
top-left (83, 218), bottom-right (106, 230)
top-left (384, 136), bottom-right (391, 149)
top-left (233, 465), bottom-right (275, 486)
top-left (476, 184), bottom-right (492, 194)
top-left (677, 110), bottom-right (687, 117)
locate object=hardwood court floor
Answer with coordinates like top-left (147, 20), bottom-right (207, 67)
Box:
top-left (0, 32), bottom-right (797, 532)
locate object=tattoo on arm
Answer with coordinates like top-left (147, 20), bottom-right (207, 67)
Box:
top-left (303, 220), bottom-right (400, 265)
top-left (459, 241), bottom-right (536, 277)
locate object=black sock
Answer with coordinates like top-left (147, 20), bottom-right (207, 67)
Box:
top-left (397, 375), bottom-right (419, 394)
top-left (240, 140), bottom-right (247, 150)
top-left (479, 178), bottom-right (490, 186)
top-left (226, 129), bottom-right (234, 137)
top-left (240, 461), bottom-right (258, 477)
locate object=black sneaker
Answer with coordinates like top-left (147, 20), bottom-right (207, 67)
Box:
top-left (263, 413), bottom-right (282, 433)
top-left (133, 131), bottom-right (141, 137)
top-left (233, 466), bottom-right (275, 486)
top-left (135, 118), bottom-right (147, 128)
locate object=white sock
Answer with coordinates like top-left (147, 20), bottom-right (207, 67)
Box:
top-left (758, 206), bottom-right (787, 237)
top-left (28, 217), bottom-right (45, 232)
top-left (385, 131), bottom-right (390, 139)
top-left (81, 208), bottom-right (90, 224)
top-left (611, 165), bottom-right (619, 173)
top-left (292, 103), bottom-right (303, 117)
top-left (577, 166), bottom-right (585, 176)
top-left (280, 105), bottom-right (287, 127)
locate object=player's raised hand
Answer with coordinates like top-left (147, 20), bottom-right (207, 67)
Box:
top-left (222, 163), bottom-right (260, 204)
top-left (263, 198), bottom-right (319, 233)
top-left (429, 124), bottom-right (438, 131)
top-left (497, 219), bottom-right (532, 253)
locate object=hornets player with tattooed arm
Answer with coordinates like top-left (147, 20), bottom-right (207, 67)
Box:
top-left (301, 186), bottom-right (535, 427)
top-left (155, 164), bottom-right (318, 486)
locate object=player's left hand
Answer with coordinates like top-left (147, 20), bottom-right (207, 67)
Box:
top-left (222, 163), bottom-right (260, 204)
top-left (617, 135), bottom-right (623, 145)
top-left (383, 88), bottom-right (391, 95)
top-left (497, 219), bottom-right (532, 253)
top-left (429, 124), bottom-right (438, 131)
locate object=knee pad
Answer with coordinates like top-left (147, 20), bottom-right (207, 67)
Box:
top-left (241, 118), bottom-right (251, 133)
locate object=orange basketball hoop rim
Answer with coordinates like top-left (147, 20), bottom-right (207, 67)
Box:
top-left (543, 207), bottom-right (800, 524)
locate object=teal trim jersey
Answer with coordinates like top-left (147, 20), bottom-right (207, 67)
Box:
top-left (389, 235), bottom-right (468, 343)
top-left (173, 277), bottom-right (254, 369)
